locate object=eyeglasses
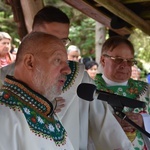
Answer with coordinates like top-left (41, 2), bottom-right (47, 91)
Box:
top-left (103, 54), bottom-right (137, 66)
top-left (61, 38), bottom-right (71, 46)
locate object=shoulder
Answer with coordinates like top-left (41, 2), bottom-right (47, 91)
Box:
top-left (63, 61), bottom-right (85, 91)
top-left (129, 78), bottom-right (148, 87)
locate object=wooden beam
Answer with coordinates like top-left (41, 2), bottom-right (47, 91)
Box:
top-left (63, 0), bottom-right (132, 36)
top-left (140, 10), bottom-right (150, 19)
top-left (5, 0), bottom-right (28, 39)
top-left (122, 0), bottom-right (150, 4)
top-left (94, 0), bottom-right (150, 35)
top-left (20, 0), bottom-right (44, 33)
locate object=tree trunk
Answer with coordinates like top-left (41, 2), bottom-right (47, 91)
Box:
top-left (95, 22), bottom-right (106, 73)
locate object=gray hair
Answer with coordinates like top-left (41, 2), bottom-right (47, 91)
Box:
top-left (0, 32), bottom-right (12, 41)
top-left (67, 45), bottom-right (80, 54)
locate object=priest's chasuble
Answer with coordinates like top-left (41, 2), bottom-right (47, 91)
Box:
top-left (95, 74), bottom-right (150, 150)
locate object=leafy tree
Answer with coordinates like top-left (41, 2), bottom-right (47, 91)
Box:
top-left (129, 29), bottom-right (150, 77)
top-left (0, 0), bottom-right (20, 47)
top-left (1, 0), bottom-right (150, 75)
top-left (130, 29), bottom-right (150, 62)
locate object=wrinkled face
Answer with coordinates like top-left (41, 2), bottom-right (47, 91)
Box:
top-left (86, 65), bottom-right (98, 80)
top-left (33, 22), bottom-right (70, 45)
top-left (0, 38), bottom-right (11, 55)
top-left (101, 43), bottom-right (134, 82)
top-left (131, 66), bottom-right (140, 80)
top-left (32, 43), bottom-right (71, 100)
top-left (67, 51), bottom-right (80, 62)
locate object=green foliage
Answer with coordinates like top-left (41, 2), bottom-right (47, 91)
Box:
top-left (69, 18), bottom-right (95, 58)
top-left (130, 29), bottom-right (150, 62)
top-left (129, 29), bottom-right (150, 77)
top-left (0, 0), bottom-right (20, 47)
top-left (1, 0), bottom-right (150, 69)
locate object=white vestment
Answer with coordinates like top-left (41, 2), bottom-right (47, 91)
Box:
top-left (0, 62), bottom-right (134, 150)
top-left (57, 61), bottom-right (134, 150)
top-left (0, 75), bottom-right (74, 150)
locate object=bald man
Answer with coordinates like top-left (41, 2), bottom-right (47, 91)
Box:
top-left (0, 32), bottom-right (73, 150)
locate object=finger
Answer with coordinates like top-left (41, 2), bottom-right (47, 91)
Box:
top-left (123, 126), bottom-right (135, 132)
top-left (56, 99), bottom-right (65, 104)
top-left (54, 108), bottom-right (61, 113)
top-left (57, 104), bottom-right (65, 109)
top-left (55, 97), bottom-right (65, 101)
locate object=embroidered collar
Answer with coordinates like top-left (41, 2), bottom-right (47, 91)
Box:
top-left (63, 60), bottom-right (79, 91)
top-left (0, 75), bottom-right (67, 145)
top-left (95, 73), bottom-right (148, 98)
top-left (2, 75), bottom-right (53, 116)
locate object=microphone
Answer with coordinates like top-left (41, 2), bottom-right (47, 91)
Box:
top-left (77, 83), bottom-right (145, 108)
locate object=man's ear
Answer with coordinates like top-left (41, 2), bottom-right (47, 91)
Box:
top-left (100, 55), bottom-right (105, 67)
top-left (23, 54), bottom-right (35, 69)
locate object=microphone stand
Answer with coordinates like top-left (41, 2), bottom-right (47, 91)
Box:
top-left (113, 107), bottom-right (150, 138)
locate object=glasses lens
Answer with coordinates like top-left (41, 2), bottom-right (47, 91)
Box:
top-left (127, 60), bottom-right (137, 66)
top-left (104, 54), bottom-right (136, 66)
top-left (61, 38), bottom-right (71, 46)
top-left (114, 58), bottom-right (123, 64)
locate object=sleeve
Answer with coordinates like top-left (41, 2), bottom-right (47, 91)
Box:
top-left (89, 100), bottom-right (134, 150)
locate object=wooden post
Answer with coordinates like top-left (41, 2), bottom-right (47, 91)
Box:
top-left (95, 22), bottom-right (106, 73)
top-left (20, 0), bottom-right (44, 33)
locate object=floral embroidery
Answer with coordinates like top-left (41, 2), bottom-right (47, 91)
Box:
top-left (95, 74), bottom-right (150, 150)
top-left (63, 61), bottom-right (79, 92)
top-left (95, 74), bottom-right (148, 99)
top-left (0, 75), bottom-right (67, 146)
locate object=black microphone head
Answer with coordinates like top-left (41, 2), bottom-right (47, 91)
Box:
top-left (77, 83), bottom-right (96, 101)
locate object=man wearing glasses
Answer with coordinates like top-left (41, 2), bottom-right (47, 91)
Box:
top-left (95, 36), bottom-right (150, 150)
top-left (0, 6), bottom-right (133, 150)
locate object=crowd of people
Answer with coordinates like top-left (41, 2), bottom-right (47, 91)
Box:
top-left (0, 5), bottom-right (150, 150)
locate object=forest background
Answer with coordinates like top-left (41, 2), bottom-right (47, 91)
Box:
top-left (0, 0), bottom-right (150, 79)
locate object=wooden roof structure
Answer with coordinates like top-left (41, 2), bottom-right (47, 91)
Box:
top-left (64, 0), bottom-right (150, 37)
top-left (5, 0), bottom-right (150, 38)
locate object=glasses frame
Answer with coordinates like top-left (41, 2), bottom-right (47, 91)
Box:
top-left (103, 54), bottom-right (137, 66)
top-left (61, 38), bottom-right (71, 46)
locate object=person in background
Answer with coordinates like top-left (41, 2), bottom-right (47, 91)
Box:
top-left (0, 32), bottom-right (74, 150)
top-left (0, 6), bottom-right (133, 150)
top-left (131, 65), bottom-right (141, 80)
top-left (95, 36), bottom-right (150, 150)
top-left (10, 44), bottom-right (18, 55)
top-left (85, 60), bottom-right (99, 80)
top-left (82, 56), bottom-right (93, 65)
top-left (0, 32), bottom-right (16, 68)
top-left (67, 45), bottom-right (81, 62)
